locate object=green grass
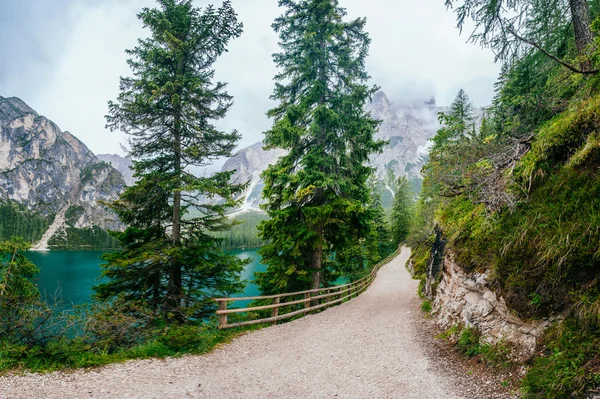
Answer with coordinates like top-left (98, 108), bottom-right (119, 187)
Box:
top-left (521, 318), bottom-right (600, 399)
top-left (421, 300), bottom-right (432, 313)
top-left (450, 326), bottom-right (514, 369)
top-left (0, 322), bottom-right (267, 374)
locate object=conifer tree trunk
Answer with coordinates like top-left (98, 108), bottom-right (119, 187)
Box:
top-left (569, 0), bottom-right (593, 71)
top-left (310, 225), bottom-right (323, 306)
top-left (310, 29), bottom-right (328, 297)
top-left (168, 113), bottom-right (183, 316)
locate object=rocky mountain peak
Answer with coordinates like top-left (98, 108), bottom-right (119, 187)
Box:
top-left (97, 153), bottom-right (135, 186)
top-left (0, 96), bottom-right (38, 126)
top-left (424, 97), bottom-right (437, 107)
top-left (368, 91), bottom-right (391, 118)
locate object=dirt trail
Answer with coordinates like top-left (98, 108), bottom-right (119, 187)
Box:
top-left (0, 248), bottom-right (502, 399)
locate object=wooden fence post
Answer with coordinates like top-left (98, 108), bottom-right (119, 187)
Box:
top-left (272, 297), bottom-right (280, 325)
top-left (304, 292), bottom-right (311, 311)
top-left (218, 301), bottom-right (227, 329)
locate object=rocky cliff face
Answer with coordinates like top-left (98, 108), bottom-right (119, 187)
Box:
top-left (366, 91), bottom-right (440, 182)
top-left (430, 253), bottom-right (557, 363)
top-left (97, 153), bottom-right (135, 186)
top-left (221, 142), bottom-right (286, 212)
top-left (222, 91), bottom-right (456, 211)
top-left (0, 95), bottom-right (125, 248)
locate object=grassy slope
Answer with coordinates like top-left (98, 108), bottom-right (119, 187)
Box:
top-left (411, 95), bottom-right (600, 398)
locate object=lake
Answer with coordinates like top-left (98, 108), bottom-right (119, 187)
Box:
top-left (27, 249), bottom-right (267, 310)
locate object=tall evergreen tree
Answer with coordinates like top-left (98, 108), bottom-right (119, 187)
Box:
top-left (391, 177), bottom-right (413, 245)
top-left (256, 0), bottom-right (385, 295)
top-left (368, 181), bottom-right (394, 262)
top-left (433, 89), bottom-right (476, 150)
top-left (96, 0), bottom-right (248, 322)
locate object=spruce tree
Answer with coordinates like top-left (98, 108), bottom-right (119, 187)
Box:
top-left (256, 0), bottom-right (385, 294)
top-left (433, 89), bottom-right (476, 150)
top-left (391, 177), bottom-right (413, 245)
top-left (369, 181), bottom-right (394, 262)
top-left (96, 0), bottom-right (248, 322)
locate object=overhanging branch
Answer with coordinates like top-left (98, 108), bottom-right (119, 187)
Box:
top-left (507, 26), bottom-right (599, 75)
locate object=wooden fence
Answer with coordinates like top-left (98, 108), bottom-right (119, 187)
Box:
top-left (213, 249), bottom-right (400, 329)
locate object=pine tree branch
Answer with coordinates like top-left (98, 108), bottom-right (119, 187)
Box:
top-left (506, 26), bottom-right (599, 75)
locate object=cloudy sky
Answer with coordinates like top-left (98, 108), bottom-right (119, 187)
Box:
top-left (0, 0), bottom-right (500, 157)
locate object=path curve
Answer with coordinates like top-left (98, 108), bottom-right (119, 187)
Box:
top-left (2, 248), bottom-right (472, 399)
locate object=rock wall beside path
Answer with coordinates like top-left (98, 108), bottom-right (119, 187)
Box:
top-left (429, 253), bottom-right (559, 363)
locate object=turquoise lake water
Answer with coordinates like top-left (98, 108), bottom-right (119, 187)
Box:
top-left (27, 249), bottom-right (267, 309)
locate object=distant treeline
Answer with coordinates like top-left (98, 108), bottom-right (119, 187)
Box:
top-left (213, 212), bottom-right (269, 250)
top-left (0, 201), bottom-right (52, 243)
top-left (48, 226), bottom-right (120, 251)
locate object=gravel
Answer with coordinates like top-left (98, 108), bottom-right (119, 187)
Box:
top-left (0, 247), bottom-right (517, 398)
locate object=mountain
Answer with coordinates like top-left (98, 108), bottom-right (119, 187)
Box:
top-left (222, 142), bottom-right (286, 213)
top-left (222, 91), bottom-right (450, 212)
top-left (0, 96), bottom-right (125, 249)
top-left (97, 153), bottom-right (135, 186)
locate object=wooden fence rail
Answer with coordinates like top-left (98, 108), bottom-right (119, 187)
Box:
top-left (213, 248), bottom-right (400, 329)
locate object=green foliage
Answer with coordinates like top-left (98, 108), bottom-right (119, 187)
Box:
top-left (98, 0), bottom-right (248, 322)
top-left (0, 201), bottom-right (52, 243)
top-left (212, 212), bottom-right (269, 250)
top-left (0, 237), bottom-right (73, 368)
top-left (420, 300), bottom-right (432, 313)
top-left (368, 182), bottom-right (395, 263)
top-left (412, 9), bottom-right (600, 395)
top-left (391, 176), bottom-right (414, 245)
top-left (0, 319), bottom-right (263, 373)
top-left (445, 0), bottom-right (594, 73)
top-left (437, 324), bottom-right (513, 369)
top-left (513, 95), bottom-right (600, 192)
top-left (522, 319), bottom-right (600, 399)
top-left (432, 89), bottom-right (477, 150)
top-left (436, 324), bottom-right (461, 341)
top-left (457, 327), bottom-right (482, 358)
top-left (0, 247), bottom-right (264, 373)
top-left (257, 0), bottom-right (386, 294)
top-left (48, 226), bottom-right (120, 250)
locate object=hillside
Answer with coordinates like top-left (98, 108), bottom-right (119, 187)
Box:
top-left (409, 49), bottom-right (600, 398)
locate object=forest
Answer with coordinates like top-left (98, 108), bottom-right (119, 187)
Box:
top-left (1, 0), bottom-right (599, 397)
top-left (0, 201), bottom-right (53, 243)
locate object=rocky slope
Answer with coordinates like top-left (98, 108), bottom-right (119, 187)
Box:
top-left (221, 142), bottom-right (286, 212)
top-left (0, 95), bottom-right (125, 248)
top-left (222, 91), bottom-right (455, 211)
top-left (97, 153), bottom-right (135, 186)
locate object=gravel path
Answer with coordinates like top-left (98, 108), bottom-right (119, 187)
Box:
top-left (0, 248), bottom-right (508, 399)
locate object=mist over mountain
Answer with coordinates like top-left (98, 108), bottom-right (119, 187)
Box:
top-left (222, 91), bottom-right (463, 212)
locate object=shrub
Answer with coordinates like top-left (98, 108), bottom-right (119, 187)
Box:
top-left (457, 327), bottom-right (481, 358)
top-left (421, 300), bottom-right (432, 313)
